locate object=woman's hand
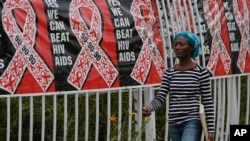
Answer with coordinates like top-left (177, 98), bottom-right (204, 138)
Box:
top-left (142, 106), bottom-right (151, 117)
top-left (207, 132), bottom-right (214, 141)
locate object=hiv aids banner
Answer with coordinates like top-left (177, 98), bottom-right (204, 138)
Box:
top-left (164, 0), bottom-right (250, 76)
top-left (198, 0), bottom-right (250, 76)
top-left (0, 0), bottom-right (165, 94)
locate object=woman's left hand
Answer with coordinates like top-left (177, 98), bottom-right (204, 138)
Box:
top-left (207, 132), bottom-right (214, 141)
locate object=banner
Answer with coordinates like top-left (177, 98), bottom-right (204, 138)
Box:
top-left (197, 0), bottom-right (250, 75)
top-left (0, 0), bottom-right (165, 94)
top-left (198, 0), bottom-right (250, 76)
top-left (163, 0), bottom-right (250, 76)
top-left (1, 0), bottom-right (250, 94)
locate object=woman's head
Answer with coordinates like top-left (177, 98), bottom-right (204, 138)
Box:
top-left (173, 31), bottom-right (200, 59)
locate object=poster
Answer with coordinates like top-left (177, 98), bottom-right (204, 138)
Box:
top-left (0, 0), bottom-right (165, 94)
top-left (198, 0), bottom-right (250, 75)
top-left (1, 0), bottom-right (250, 95)
top-left (163, 0), bottom-right (250, 76)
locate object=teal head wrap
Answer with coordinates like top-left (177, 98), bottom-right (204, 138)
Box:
top-left (173, 31), bottom-right (200, 59)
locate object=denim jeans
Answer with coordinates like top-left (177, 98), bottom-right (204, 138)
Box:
top-left (168, 119), bottom-right (202, 141)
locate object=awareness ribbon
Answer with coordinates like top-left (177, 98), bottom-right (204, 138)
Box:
top-left (1, 0), bottom-right (54, 93)
top-left (233, 0), bottom-right (250, 73)
top-left (68, 0), bottom-right (118, 89)
top-left (130, 0), bottom-right (165, 84)
top-left (204, 0), bottom-right (231, 75)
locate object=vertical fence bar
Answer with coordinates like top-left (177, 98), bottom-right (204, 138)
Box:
top-left (215, 79), bottom-right (221, 141)
top-left (95, 92), bottom-right (100, 141)
top-left (144, 87), bottom-right (153, 141)
top-left (74, 93), bottom-right (79, 141)
top-left (107, 91), bottom-right (111, 141)
top-left (225, 77), bottom-right (231, 141)
top-left (232, 76), bottom-right (238, 124)
top-left (212, 79), bottom-right (217, 141)
top-left (221, 78), bottom-right (226, 141)
top-left (41, 95), bottom-right (45, 141)
top-left (18, 97), bottom-right (22, 141)
top-left (135, 88), bottom-right (142, 141)
top-left (29, 96), bottom-right (34, 141)
top-left (7, 97), bottom-right (10, 141)
top-left (212, 79), bottom-right (217, 116)
top-left (85, 92), bottom-right (89, 141)
top-left (134, 88), bottom-right (139, 140)
top-left (64, 94), bottom-right (68, 141)
top-left (144, 87), bottom-right (150, 141)
top-left (128, 88), bottom-right (133, 140)
top-left (246, 76), bottom-right (250, 124)
top-left (164, 91), bottom-right (170, 141)
top-left (118, 89), bottom-right (122, 141)
top-left (53, 94), bottom-right (57, 141)
top-left (237, 76), bottom-right (241, 124)
top-left (144, 87), bottom-right (156, 141)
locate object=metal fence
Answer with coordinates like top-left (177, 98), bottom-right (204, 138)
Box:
top-left (0, 75), bottom-right (250, 141)
top-left (1, 0), bottom-right (250, 141)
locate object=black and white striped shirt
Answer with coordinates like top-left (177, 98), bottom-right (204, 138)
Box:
top-left (149, 65), bottom-right (215, 132)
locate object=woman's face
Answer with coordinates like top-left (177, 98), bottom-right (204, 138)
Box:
top-left (173, 37), bottom-right (193, 59)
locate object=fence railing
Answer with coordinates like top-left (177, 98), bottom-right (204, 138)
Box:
top-left (0, 74), bottom-right (249, 141)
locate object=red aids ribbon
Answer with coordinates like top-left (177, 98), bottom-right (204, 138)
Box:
top-left (233, 0), bottom-right (250, 73)
top-left (0, 0), bottom-right (54, 93)
top-left (68, 0), bottom-right (118, 89)
top-left (203, 0), bottom-right (231, 75)
top-left (130, 0), bottom-right (165, 84)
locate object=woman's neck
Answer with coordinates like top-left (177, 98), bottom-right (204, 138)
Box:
top-left (175, 58), bottom-right (196, 70)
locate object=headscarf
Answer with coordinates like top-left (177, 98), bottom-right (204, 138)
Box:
top-left (173, 31), bottom-right (200, 59)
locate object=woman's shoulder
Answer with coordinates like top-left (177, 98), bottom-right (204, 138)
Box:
top-left (195, 64), bottom-right (205, 70)
top-left (163, 67), bottom-right (176, 77)
top-left (167, 66), bottom-right (175, 71)
top-left (195, 65), bottom-right (213, 76)
top-left (165, 66), bottom-right (176, 73)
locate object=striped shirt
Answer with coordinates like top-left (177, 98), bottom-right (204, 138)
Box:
top-left (149, 65), bottom-right (215, 132)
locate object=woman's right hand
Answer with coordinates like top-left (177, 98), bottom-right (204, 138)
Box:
top-left (142, 106), bottom-right (151, 117)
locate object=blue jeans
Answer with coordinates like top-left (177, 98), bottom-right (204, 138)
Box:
top-left (168, 119), bottom-right (202, 141)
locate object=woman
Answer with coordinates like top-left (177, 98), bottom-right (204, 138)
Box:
top-left (142, 31), bottom-right (214, 141)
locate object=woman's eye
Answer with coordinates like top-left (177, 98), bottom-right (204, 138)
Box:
top-left (174, 42), bottom-right (186, 47)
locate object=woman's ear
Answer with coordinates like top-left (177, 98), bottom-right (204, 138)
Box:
top-left (190, 46), bottom-right (194, 56)
top-left (190, 46), bottom-right (194, 52)
top-left (190, 45), bottom-right (194, 51)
